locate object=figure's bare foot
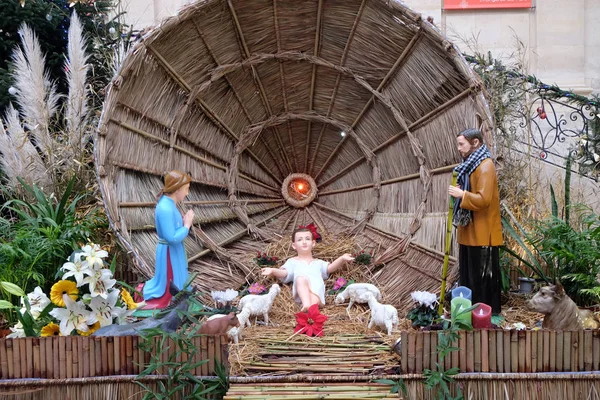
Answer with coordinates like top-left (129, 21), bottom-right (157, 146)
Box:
top-left (300, 306), bottom-right (308, 312)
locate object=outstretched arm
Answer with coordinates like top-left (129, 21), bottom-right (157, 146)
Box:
top-left (327, 253), bottom-right (354, 274)
top-left (261, 267), bottom-right (288, 280)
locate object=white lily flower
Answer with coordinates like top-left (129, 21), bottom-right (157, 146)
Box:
top-left (80, 243), bottom-right (109, 270)
top-left (61, 259), bottom-right (93, 287)
top-left (410, 291), bottom-right (438, 309)
top-left (112, 306), bottom-right (138, 325)
top-left (89, 289), bottom-right (120, 327)
top-left (19, 286), bottom-right (51, 319)
top-left (49, 295), bottom-right (97, 336)
top-left (7, 322), bottom-right (25, 338)
top-left (83, 268), bottom-right (116, 299)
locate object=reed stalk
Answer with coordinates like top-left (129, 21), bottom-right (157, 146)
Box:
top-left (439, 171), bottom-right (458, 315)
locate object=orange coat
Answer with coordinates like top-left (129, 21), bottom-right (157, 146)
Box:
top-left (457, 158), bottom-right (503, 247)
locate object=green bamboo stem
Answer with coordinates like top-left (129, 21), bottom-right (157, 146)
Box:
top-left (225, 394), bottom-right (396, 400)
top-left (439, 171), bottom-right (458, 316)
top-left (228, 385), bottom-right (394, 392)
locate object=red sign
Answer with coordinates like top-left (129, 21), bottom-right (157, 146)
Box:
top-left (444, 0), bottom-right (532, 9)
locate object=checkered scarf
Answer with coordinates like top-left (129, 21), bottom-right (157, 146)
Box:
top-left (452, 144), bottom-right (492, 227)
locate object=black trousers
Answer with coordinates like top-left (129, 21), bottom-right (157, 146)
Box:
top-left (459, 245), bottom-right (501, 314)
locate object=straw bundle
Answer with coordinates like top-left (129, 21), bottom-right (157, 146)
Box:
top-left (95, 0), bottom-right (496, 310)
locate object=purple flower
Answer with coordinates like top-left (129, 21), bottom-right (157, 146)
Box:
top-left (248, 283), bottom-right (266, 295)
top-left (333, 277), bottom-right (347, 291)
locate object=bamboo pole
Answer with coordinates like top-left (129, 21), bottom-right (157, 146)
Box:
top-left (517, 330), bottom-right (525, 373)
top-left (536, 330), bottom-right (543, 372)
top-left (474, 330), bottom-right (481, 372)
top-left (503, 330), bottom-right (511, 373)
top-left (593, 330), bottom-right (600, 371)
top-left (6, 339), bottom-right (14, 379)
top-left (578, 330), bottom-right (584, 371)
top-left (556, 331), bottom-right (564, 372)
top-left (423, 331), bottom-right (431, 371)
top-left (201, 335), bottom-right (209, 376)
top-left (25, 337), bottom-right (33, 379)
top-left (18, 337), bottom-right (27, 379)
top-left (83, 336), bottom-right (91, 377)
top-left (401, 331), bottom-right (408, 374)
top-left (525, 330), bottom-right (531, 373)
top-left (585, 330), bottom-right (593, 371)
top-left (438, 171), bottom-right (457, 315)
top-left (542, 330), bottom-right (550, 371)
top-left (52, 337), bottom-right (59, 380)
top-left (77, 336), bottom-right (83, 378)
top-left (65, 335), bottom-right (72, 379)
top-left (415, 332), bottom-right (424, 373)
top-left (466, 331), bottom-right (474, 373)
top-left (33, 337), bottom-right (40, 378)
top-left (458, 330), bottom-right (467, 371)
top-left (510, 330), bottom-right (518, 373)
top-left (408, 332), bottom-right (416, 373)
top-left (481, 330), bottom-right (489, 372)
top-left (496, 329), bottom-right (503, 373)
top-left (549, 331), bottom-right (556, 372)
top-left (488, 330), bottom-right (496, 373)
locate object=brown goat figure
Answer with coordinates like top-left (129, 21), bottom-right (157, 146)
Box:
top-left (528, 283), bottom-right (599, 330)
top-left (199, 312), bottom-right (240, 335)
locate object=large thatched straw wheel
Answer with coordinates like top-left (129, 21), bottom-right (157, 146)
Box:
top-left (95, 0), bottom-right (495, 312)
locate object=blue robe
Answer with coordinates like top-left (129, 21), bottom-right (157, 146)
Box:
top-left (143, 196), bottom-right (190, 300)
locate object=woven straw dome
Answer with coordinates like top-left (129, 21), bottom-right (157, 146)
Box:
top-left (96, 0), bottom-right (494, 311)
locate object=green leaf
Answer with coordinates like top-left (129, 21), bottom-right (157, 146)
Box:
top-left (0, 300), bottom-right (14, 309)
top-left (550, 185), bottom-right (558, 219)
top-left (0, 281), bottom-right (25, 297)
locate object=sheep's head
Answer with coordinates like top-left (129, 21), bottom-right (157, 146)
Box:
top-left (334, 293), bottom-right (345, 305)
top-left (270, 284), bottom-right (281, 296)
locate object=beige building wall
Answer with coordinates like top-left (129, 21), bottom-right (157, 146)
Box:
top-left (121, 0), bottom-right (598, 94)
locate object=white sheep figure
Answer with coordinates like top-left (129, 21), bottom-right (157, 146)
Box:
top-left (334, 283), bottom-right (382, 316)
top-left (238, 283), bottom-right (281, 326)
top-left (364, 291), bottom-right (398, 336)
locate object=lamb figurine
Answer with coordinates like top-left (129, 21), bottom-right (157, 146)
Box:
top-left (238, 283), bottom-right (281, 326)
top-left (225, 308), bottom-right (251, 344)
top-left (364, 291), bottom-right (399, 336)
top-left (334, 283), bottom-right (382, 316)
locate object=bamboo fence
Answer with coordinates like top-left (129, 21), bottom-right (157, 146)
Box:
top-left (0, 334), bottom-right (228, 380)
top-left (398, 329), bottom-right (600, 374)
top-left (2, 373), bottom-right (600, 400)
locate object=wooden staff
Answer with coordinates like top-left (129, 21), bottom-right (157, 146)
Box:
top-left (438, 171), bottom-right (458, 316)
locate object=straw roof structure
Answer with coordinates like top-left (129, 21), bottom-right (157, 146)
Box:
top-left (95, 0), bottom-right (495, 313)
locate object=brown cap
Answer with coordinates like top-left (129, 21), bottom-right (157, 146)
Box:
top-left (162, 170), bottom-right (192, 194)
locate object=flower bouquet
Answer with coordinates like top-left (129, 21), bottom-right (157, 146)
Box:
top-left (406, 291), bottom-right (439, 328)
top-left (327, 277), bottom-right (353, 295)
top-left (254, 252), bottom-right (278, 266)
top-left (0, 243), bottom-right (142, 338)
top-left (352, 250), bottom-right (372, 265)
